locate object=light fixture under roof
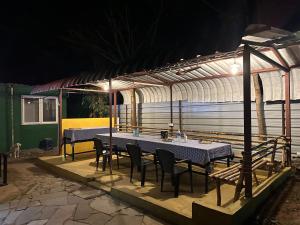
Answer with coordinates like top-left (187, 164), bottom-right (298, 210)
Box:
top-left (230, 57), bottom-right (240, 75)
top-left (102, 83), bottom-right (109, 91)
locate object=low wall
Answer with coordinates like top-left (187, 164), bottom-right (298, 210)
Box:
top-left (192, 167), bottom-right (292, 225)
top-left (61, 118), bottom-right (116, 154)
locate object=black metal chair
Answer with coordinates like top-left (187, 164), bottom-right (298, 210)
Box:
top-left (156, 149), bottom-right (193, 197)
top-left (93, 138), bottom-right (119, 171)
top-left (126, 143), bottom-right (158, 186)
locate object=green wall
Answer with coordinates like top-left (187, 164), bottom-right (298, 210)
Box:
top-left (0, 85), bottom-right (9, 153)
top-left (0, 83), bottom-right (67, 152)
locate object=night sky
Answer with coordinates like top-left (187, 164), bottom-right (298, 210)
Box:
top-left (1, 0), bottom-right (300, 85)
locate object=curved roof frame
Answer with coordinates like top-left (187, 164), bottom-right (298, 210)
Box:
top-left (31, 27), bottom-right (300, 95)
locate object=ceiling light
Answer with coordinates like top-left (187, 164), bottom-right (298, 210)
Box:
top-left (102, 84), bottom-right (109, 91)
top-left (230, 58), bottom-right (240, 75)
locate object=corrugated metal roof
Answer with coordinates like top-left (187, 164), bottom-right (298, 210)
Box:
top-left (31, 31), bottom-right (300, 105)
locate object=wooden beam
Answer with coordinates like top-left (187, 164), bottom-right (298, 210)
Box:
top-left (109, 78), bottom-right (113, 174)
top-left (114, 91), bottom-right (117, 127)
top-left (58, 89), bottom-right (63, 156)
top-left (243, 45), bottom-right (252, 198)
top-left (170, 85), bottom-right (173, 136)
top-left (62, 87), bottom-right (108, 93)
top-left (179, 100), bottom-right (182, 131)
top-left (125, 105), bottom-right (128, 132)
top-left (271, 47), bottom-right (290, 69)
top-left (248, 46), bottom-right (289, 72)
top-left (285, 72), bottom-right (292, 166)
top-left (131, 89), bottom-right (137, 127)
top-left (290, 64), bottom-right (300, 69)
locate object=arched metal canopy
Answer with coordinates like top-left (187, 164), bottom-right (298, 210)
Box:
top-left (31, 27), bottom-right (300, 105)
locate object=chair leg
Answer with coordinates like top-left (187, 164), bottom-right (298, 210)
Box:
top-left (253, 171), bottom-right (260, 186)
top-left (234, 173), bottom-right (244, 202)
top-left (116, 153), bottom-right (120, 169)
top-left (216, 179), bottom-right (221, 206)
top-left (102, 155), bottom-right (107, 171)
top-left (174, 175), bottom-right (180, 197)
top-left (205, 170), bottom-right (209, 193)
top-left (154, 155), bottom-right (158, 182)
top-left (130, 162), bottom-right (134, 183)
top-left (96, 154), bottom-right (100, 171)
top-left (189, 170), bottom-right (193, 193)
top-left (108, 155), bottom-right (112, 169)
top-left (227, 157), bottom-right (230, 167)
top-left (171, 175), bottom-right (175, 186)
top-left (161, 171), bottom-right (164, 192)
top-left (141, 165), bottom-right (146, 187)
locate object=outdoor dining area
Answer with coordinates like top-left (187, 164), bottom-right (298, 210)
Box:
top-left (37, 125), bottom-right (290, 225)
top-left (32, 26), bottom-right (299, 225)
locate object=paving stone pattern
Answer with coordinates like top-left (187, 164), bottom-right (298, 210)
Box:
top-left (0, 162), bottom-right (169, 225)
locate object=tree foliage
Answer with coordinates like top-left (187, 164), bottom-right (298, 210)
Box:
top-left (81, 93), bottom-right (109, 118)
top-left (62, 1), bottom-right (164, 71)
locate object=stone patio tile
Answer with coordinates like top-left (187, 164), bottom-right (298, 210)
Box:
top-left (46, 204), bottom-right (76, 225)
top-left (143, 215), bottom-right (168, 225)
top-left (120, 207), bottom-right (143, 216)
top-left (65, 183), bottom-right (82, 193)
top-left (41, 196), bottom-right (68, 206)
top-left (29, 200), bottom-right (41, 207)
top-left (32, 191), bottom-right (68, 201)
top-left (39, 206), bottom-right (58, 220)
top-left (65, 220), bottom-right (89, 225)
top-left (90, 196), bottom-right (127, 215)
top-left (67, 195), bottom-right (86, 205)
top-left (15, 206), bottom-right (43, 225)
top-left (9, 200), bottom-right (20, 209)
top-left (0, 210), bottom-right (10, 219)
top-left (106, 215), bottom-right (143, 225)
top-left (3, 210), bottom-right (24, 224)
top-left (72, 188), bottom-right (104, 200)
top-left (0, 203), bottom-right (10, 211)
top-left (81, 212), bottom-right (111, 225)
top-left (26, 184), bottom-right (39, 195)
top-left (74, 200), bottom-right (97, 220)
top-left (27, 219), bottom-right (48, 225)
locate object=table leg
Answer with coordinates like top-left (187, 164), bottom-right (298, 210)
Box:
top-left (64, 138), bottom-right (67, 159)
top-left (216, 179), bottom-right (221, 206)
top-left (205, 168), bottom-right (209, 193)
top-left (227, 156), bottom-right (230, 167)
top-left (72, 144), bottom-right (75, 161)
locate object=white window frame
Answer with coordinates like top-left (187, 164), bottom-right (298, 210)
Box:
top-left (21, 95), bottom-right (58, 125)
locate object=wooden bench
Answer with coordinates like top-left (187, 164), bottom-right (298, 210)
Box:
top-left (210, 138), bottom-right (280, 206)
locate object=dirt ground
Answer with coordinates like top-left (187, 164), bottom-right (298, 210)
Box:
top-left (249, 159), bottom-right (300, 225)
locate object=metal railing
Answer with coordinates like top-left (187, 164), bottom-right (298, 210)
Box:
top-left (0, 153), bottom-right (8, 186)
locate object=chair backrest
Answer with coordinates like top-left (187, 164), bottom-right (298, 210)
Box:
top-left (94, 138), bottom-right (105, 155)
top-left (126, 143), bottom-right (142, 166)
top-left (156, 149), bottom-right (175, 174)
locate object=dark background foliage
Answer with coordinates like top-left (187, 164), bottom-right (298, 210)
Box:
top-left (1, 0), bottom-right (300, 85)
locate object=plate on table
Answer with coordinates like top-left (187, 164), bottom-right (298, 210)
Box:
top-left (199, 139), bottom-right (212, 144)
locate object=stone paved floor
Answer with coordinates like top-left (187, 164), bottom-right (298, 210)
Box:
top-left (0, 161), bottom-right (170, 225)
